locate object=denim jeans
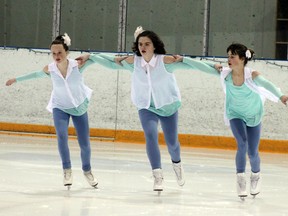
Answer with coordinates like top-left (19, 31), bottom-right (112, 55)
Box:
top-left (138, 109), bottom-right (181, 169)
top-left (53, 108), bottom-right (91, 171)
top-left (230, 118), bottom-right (261, 173)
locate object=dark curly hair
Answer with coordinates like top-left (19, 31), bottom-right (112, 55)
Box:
top-left (132, 30), bottom-right (166, 56)
top-left (226, 43), bottom-right (254, 65)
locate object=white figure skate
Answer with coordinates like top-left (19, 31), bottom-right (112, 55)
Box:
top-left (63, 169), bottom-right (73, 190)
top-left (152, 168), bottom-right (163, 195)
top-left (84, 170), bottom-right (98, 188)
top-left (237, 173), bottom-right (248, 201)
top-left (250, 172), bottom-right (261, 198)
top-left (172, 162), bottom-right (185, 186)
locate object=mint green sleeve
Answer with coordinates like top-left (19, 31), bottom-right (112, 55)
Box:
top-left (254, 75), bottom-right (283, 98)
top-left (89, 53), bottom-right (123, 70)
top-left (119, 60), bottom-right (134, 72)
top-left (164, 62), bottom-right (192, 73)
top-left (97, 53), bottom-right (134, 72)
top-left (80, 53), bottom-right (134, 73)
top-left (78, 59), bottom-right (96, 73)
top-left (182, 57), bottom-right (219, 75)
top-left (16, 70), bottom-right (50, 82)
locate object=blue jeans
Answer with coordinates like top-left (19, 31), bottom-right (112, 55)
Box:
top-left (138, 109), bottom-right (181, 170)
top-left (230, 119), bottom-right (261, 173)
top-left (53, 108), bottom-right (91, 171)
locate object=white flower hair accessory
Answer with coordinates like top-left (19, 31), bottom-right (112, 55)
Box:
top-left (134, 26), bottom-right (145, 41)
top-left (245, 49), bottom-right (251, 59)
top-left (62, 33), bottom-right (71, 46)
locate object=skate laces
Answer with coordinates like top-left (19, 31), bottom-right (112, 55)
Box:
top-left (173, 163), bottom-right (182, 180)
top-left (237, 175), bottom-right (246, 190)
top-left (154, 175), bottom-right (163, 183)
top-left (153, 170), bottom-right (163, 185)
top-left (84, 171), bottom-right (94, 181)
top-left (64, 169), bottom-right (72, 180)
top-left (251, 174), bottom-right (260, 188)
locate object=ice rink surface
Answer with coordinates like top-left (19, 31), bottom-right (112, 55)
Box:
top-left (0, 133), bottom-right (287, 216)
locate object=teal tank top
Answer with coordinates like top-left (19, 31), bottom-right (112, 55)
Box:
top-left (225, 74), bottom-right (263, 126)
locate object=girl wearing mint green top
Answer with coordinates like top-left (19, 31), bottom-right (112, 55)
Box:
top-left (217, 43), bottom-right (288, 199)
top-left (5, 33), bottom-right (98, 189)
top-left (77, 26), bottom-right (219, 192)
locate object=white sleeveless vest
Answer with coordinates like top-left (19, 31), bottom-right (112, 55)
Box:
top-left (46, 59), bottom-right (92, 112)
top-left (131, 55), bottom-right (181, 109)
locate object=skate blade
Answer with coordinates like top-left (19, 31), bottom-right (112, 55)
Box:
top-left (154, 189), bottom-right (163, 196)
top-left (239, 195), bottom-right (247, 201)
top-left (251, 192), bottom-right (260, 199)
top-left (238, 194), bottom-right (248, 201)
top-left (91, 183), bottom-right (98, 189)
top-left (64, 183), bottom-right (72, 190)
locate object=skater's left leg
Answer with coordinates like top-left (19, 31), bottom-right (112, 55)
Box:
top-left (72, 112), bottom-right (91, 172)
top-left (247, 123), bottom-right (261, 173)
top-left (72, 112), bottom-right (98, 187)
top-left (247, 123), bottom-right (262, 195)
top-left (159, 111), bottom-right (180, 163)
top-left (160, 111), bottom-right (184, 186)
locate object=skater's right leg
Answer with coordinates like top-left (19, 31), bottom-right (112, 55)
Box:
top-left (152, 168), bottom-right (163, 191)
top-left (237, 173), bottom-right (248, 198)
top-left (139, 109), bottom-right (163, 191)
top-left (53, 108), bottom-right (72, 186)
top-left (230, 119), bottom-right (249, 198)
top-left (138, 109), bottom-right (161, 169)
top-left (230, 119), bottom-right (248, 174)
top-left (63, 168), bottom-right (73, 186)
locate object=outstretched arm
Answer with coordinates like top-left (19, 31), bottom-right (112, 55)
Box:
top-left (182, 56), bottom-right (221, 75)
top-left (253, 72), bottom-right (288, 105)
top-left (6, 67), bottom-right (50, 86)
top-left (76, 53), bottom-right (131, 73)
top-left (165, 55), bottom-right (221, 75)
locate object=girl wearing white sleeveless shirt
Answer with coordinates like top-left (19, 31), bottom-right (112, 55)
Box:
top-left (6, 34), bottom-right (98, 189)
top-left (77, 27), bottom-right (220, 192)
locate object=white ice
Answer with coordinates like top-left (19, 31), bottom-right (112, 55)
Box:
top-left (0, 133), bottom-right (287, 216)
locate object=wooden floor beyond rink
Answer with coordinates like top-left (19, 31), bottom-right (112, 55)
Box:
top-left (0, 133), bottom-right (287, 216)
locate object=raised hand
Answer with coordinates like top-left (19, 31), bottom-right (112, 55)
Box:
top-left (280, 95), bottom-right (288, 105)
top-left (75, 54), bottom-right (90, 67)
top-left (6, 78), bottom-right (16, 86)
top-left (214, 64), bottom-right (223, 73)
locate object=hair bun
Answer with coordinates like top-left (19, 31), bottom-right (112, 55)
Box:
top-left (62, 33), bottom-right (71, 46)
top-left (134, 26), bottom-right (144, 41)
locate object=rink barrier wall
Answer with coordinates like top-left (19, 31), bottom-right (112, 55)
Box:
top-left (0, 122), bottom-right (287, 154)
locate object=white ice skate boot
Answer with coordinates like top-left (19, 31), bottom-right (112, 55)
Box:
top-left (152, 168), bottom-right (163, 191)
top-left (250, 172), bottom-right (261, 197)
top-left (172, 162), bottom-right (185, 186)
top-left (237, 173), bottom-right (248, 200)
top-left (84, 170), bottom-right (98, 188)
top-left (63, 169), bottom-right (73, 188)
